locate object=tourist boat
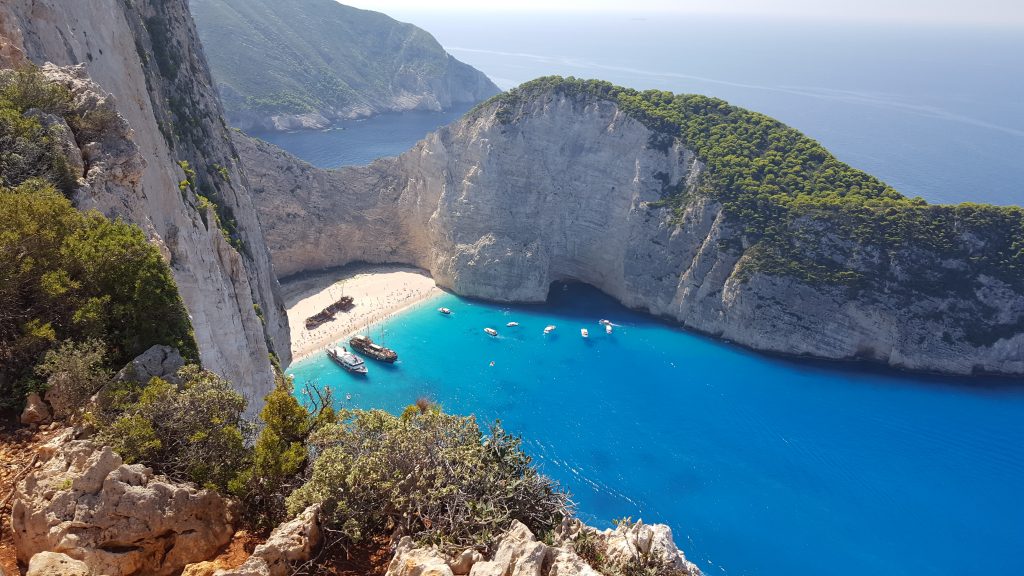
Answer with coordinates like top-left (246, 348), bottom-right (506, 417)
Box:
top-left (349, 334), bottom-right (398, 363)
top-left (439, 307), bottom-right (452, 315)
top-left (327, 345), bottom-right (368, 375)
top-left (507, 321), bottom-right (519, 327)
top-left (605, 324), bottom-right (613, 334)
top-left (484, 327), bottom-right (498, 336)
top-left (543, 325), bottom-right (557, 334)
top-left (581, 328), bottom-right (589, 338)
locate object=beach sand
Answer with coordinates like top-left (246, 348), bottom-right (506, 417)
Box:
top-left (282, 264), bottom-right (443, 362)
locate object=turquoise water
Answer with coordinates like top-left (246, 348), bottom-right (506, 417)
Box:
top-left (288, 283), bottom-right (1024, 576)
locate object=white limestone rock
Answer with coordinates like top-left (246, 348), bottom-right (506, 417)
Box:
top-left (11, 441), bottom-right (234, 576)
top-left (113, 345), bottom-right (186, 385)
top-left (214, 505), bottom-right (321, 576)
top-left (241, 87), bottom-right (1024, 376)
top-left (26, 552), bottom-right (93, 576)
top-left (20, 392), bottom-right (51, 425)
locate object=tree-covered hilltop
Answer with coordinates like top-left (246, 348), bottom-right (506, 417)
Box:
top-left (189, 0), bottom-right (499, 129)
top-left (478, 77), bottom-right (1024, 296)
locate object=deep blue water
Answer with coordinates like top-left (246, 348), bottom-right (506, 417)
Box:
top-left (254, 103), bottom-right (474, 168)
top-left (288, 283), bottom-right (1024, 576)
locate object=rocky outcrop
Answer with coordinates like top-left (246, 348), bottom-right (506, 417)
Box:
top-left (26, 552), bottom-right (92, 576)
top-left (385, 521), bottom-right (700, 576)
top-left (0, 0), bottom-right (290, 411)
top-left (213, 505), bottom-right (321, 576)
top-left (595, 520), bottom-right (698, 574)
top-left (113, 345), bottom-right (186, 385)
top-left (190, 0), bottom-right (500, 132)
top-left (240, 87), bottom-right (1024, 376)
top-left (20, 393), bottom-right (51, 426)
top-left (11, 436), bottom-right (234, 576)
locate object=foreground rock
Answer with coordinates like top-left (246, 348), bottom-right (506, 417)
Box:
top-left (113, 345), bottom-right (186, 385)
top-left (11, 437), bottom-right (234, 576)
top-left (26, 552), bottom-right (91, 576)
top-left (213, 505), bottom-right (321, 576)
top-left (19, 393), bottom-right (51, 425)
top-left (385, 520), bottom-right (700, 576)
top-left (241, 82), bottom-right (1024, 376)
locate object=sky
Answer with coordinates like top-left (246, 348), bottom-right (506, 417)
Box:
top-left (339, 0), bottom-right (1024, 27)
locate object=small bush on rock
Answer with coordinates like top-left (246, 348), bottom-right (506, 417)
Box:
top-left (286, 405), bottom-right (570, 552)
top-left (35, 339), bottom-right (110, 420)
top-left (98, 365), bottom-right (249, 490)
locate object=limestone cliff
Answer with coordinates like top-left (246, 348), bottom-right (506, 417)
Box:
top-left (0, 0), bottom-right (290, 408)
top-left (240, 84), bottom-right (1024, 376)
top-left (189, 0), bottom-right (500, 132)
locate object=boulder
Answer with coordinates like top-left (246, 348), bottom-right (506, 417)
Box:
top-left (26, 552), bottom-right (92, 576)
top-left (20, 392), bottom-right (51, 425)
top-left (11, 440), bottom-right (234, 576)
top-left (215, 505), bottom-right (321, 576)
top-left (386, 519), bottom-right (700, 576)
top-left (470, 521), bottom-right (549, 576)
top-left (386, 537), bottom-right (454, 576)
top-left (113, 345), bottom-right (185, 385)
top-left (598, 521), bottom-right (700, 576)
top-left (450, 549), bottom-right (484, 575)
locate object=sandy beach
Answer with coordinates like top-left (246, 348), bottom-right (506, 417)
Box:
top-left (282, 264), bottom-right (443, 362)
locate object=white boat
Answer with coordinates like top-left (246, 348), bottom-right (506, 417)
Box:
top-left (438, 307), bottom-right (452, 315)
top-left (327, 345), bottom-right (368, 375)
top-left (599, 319), bottom-right (611, 326)
top-left (581, 328), bottom-right (589, 338)
top-left (484, 327), bottom-right (498, 336)
top-left (507, 321), bottom-right (519, 327)
top-left (605, 324), bottom-right (613, 334)
top-left (543, 325), bottom-right (557, 334)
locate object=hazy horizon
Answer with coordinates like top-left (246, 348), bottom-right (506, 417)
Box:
top-left (340, 0), bottom-right (1024, 28)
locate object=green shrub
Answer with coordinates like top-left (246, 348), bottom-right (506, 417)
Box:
top-left (97, 365), bottom-right (249, 490)
top-left (286, 405), bottom-right (570, 551)
top-left (0, 181), bottom-right (197, 408)
top-left (231, 375), bottom-right (332, 528)
top-left (35, 339), bottom-right (111, 420)
top-left (0, 67), bottom-right (76, 193)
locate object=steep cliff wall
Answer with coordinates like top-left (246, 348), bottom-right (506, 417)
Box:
top-left (190, 0), bottom-right (500, 131)
top-left (0, 0), bottom-right (290, 407)
top-left (241, 87), bottom-right (1024, 376)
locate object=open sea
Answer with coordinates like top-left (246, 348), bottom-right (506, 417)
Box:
top-left (279, 11), bottom-right (1024, 576)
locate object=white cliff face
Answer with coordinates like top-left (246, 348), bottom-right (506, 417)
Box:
top-left (0, 0), bottom-right (290, 409)
top-left (241, 91), bottom-right (1024, 376)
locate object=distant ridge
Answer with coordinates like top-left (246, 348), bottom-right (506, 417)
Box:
top-left (189, 0), bottom-right (500, 131)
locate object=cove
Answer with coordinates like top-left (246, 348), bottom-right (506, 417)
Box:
top-left (254, 103), bottom-right (475, 169)
top-left (287, 282), bottom-right (1024, 576)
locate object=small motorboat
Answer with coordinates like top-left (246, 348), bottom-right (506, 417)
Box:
top-left (605, 324), bottom-right (613, 334)
top-left (543, 325), bottom-right (556, 334)
top-left (599, 319), bottom-right (611, 326)
top-left (581, 328), bottom-right (589, 338)
top-left (484, 327), bottom-right (498, 336)
top-left (327, 345), bottom-right (368, 375)
top-left (438, 307), bottom-right (452, 315)
top-left (507, 321), bottom-right (519, 327)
